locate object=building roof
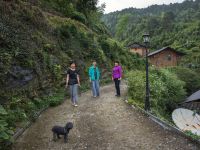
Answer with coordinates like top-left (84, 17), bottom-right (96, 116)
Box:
top-left (148, 47), bottom-right (185, 57)
top-left (127, 42), bottom-right (145, 49)
top-left (184, 90), bottom-right (200, 103)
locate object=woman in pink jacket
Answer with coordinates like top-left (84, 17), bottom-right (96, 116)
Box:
top-left (112, 61), bottom-right (123, 97)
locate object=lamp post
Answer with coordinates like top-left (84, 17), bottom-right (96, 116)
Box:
top-left (143, 33), bottom-right (150, 111)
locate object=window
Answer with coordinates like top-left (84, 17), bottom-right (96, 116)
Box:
top-left (167, 54), bottom-right (172, 61)
top-left (165, 54), bottom-right (172, 61)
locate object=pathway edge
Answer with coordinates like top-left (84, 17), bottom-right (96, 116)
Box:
top-left (123, 98), bottom-right (200, 146)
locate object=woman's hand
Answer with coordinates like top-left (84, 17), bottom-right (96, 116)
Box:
top-left (65, 84), bottom-right (68, 88)
top-left (118, 78), bottom-right (122, 80)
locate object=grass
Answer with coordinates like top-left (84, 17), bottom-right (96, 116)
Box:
top-left (127, 98), bottom-right (144, 108)
top-left (184, 130), bottom-right (200, 141)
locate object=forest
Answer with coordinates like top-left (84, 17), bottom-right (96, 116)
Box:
top-left (102, 0), bottom-right (200, 69)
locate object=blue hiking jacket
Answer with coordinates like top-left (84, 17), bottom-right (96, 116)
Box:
top-left (89, 66), bottom-right (100, 81)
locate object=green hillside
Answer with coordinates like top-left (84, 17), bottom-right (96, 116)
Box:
top-left (0, 0), bottom-right (142, 146)
top-left (102, 0), bottom-right (200, 68)
top-left (0, 0), bottom-right (140, 100)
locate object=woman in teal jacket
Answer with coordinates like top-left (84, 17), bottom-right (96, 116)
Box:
top-left (89, 60), bottom-right (100, 97)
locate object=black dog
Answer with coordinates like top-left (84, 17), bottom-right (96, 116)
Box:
top-left (52, 122), bottom-right (73, 143)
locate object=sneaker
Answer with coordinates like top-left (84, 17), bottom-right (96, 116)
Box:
top-left (93, 96), bottom-right (97, 98)
top-left (74, 104), bottom-right (78, 107)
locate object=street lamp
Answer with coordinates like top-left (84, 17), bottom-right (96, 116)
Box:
top-left (143, 33), bottom-right (150, 111)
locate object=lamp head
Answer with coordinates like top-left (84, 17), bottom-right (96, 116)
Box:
top-left (143, 33), bottom-right (150, 44)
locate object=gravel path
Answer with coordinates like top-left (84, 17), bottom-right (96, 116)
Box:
top-left (12, 83), bottom-right (200, 150)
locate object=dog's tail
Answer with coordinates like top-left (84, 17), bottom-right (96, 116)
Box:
top-left (52, 126), bottom-right (58, 132)
top-left (52, 126), bottom-right (55, 132)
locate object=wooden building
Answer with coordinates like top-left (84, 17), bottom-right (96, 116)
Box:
top-left (128, 43), bottom-right (148, 57)
top-left (148, 47), bottom-right (184, 68)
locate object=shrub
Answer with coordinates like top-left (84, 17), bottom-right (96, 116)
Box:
top-left (6, 108), bottom-right (27, 125)
top-left (49, 98), bottom-right (62, 107)
top-left (169, 67), bottom-right (200, 96)
top-left (153, 69), bottom-right (186, 113)
top-left (48, 90), bottom-right (65, 107)
top-left (58, 24), bottom-right (71, 39)
top-left (32, 98), bottom-right (48, 109)
top-left (127, 68), bottom-right (186, 120)
top-left (184, 130), bottom-right (200, 140)
top-left (52, 64), bottom-right (62, 80)
top-left (0, 105), bottom-right (14, 147)
top-left (98, 37), bottom-right (143, 70)
top-left (22, 101), bottom-right (38, 117)
top-left (71, 11), bottom-right (86, 24)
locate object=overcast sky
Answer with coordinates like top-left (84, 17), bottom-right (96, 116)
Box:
top-left (98, 0), bottom-right (185, 13)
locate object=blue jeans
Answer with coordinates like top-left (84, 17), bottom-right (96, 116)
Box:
top-left (69, 84), bottom-right (78, 104)
top-left (91, 80), bottom-right (100, 97)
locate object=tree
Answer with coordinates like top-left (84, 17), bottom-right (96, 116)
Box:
top-left (76, 0), bottom-right (98, 18)
top-left (147, 17), bottom-right (160, 32)
top-left (41, 0), bottom-right (75, 16)
top-left (115, 14), bottom-right (131, 40)
top-left (161, 11), bottom-right (175, 30)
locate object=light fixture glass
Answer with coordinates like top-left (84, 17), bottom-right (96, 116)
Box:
top-left (143, 33), bottom-right (150, 44)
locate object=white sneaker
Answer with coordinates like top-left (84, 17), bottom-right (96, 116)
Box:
top-left (74, 104), bottom-right (78, 107)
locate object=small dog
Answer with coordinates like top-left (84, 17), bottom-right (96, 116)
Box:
top-left (52, 122), bottom-right (73, 143)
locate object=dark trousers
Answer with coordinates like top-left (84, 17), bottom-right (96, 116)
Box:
top-left (114, 78), bottom-right (120, 96)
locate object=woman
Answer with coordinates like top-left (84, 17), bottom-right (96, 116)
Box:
top-left (66, 62), bottom-right (80, 107)
top-left (89, 60), bottom-right (101, 98)
top-left (112, 61), bottom-right (123, 97)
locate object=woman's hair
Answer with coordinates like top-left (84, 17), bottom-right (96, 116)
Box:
top-left (70, 61), bottom-right (76, 66)
top-left (115, 61), bottom-right (119, 64)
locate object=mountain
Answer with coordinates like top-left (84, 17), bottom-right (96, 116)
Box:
top-left (102, 0), bottom-right (200, 68)
top-left (0, 0), bottom-right (140, 102)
